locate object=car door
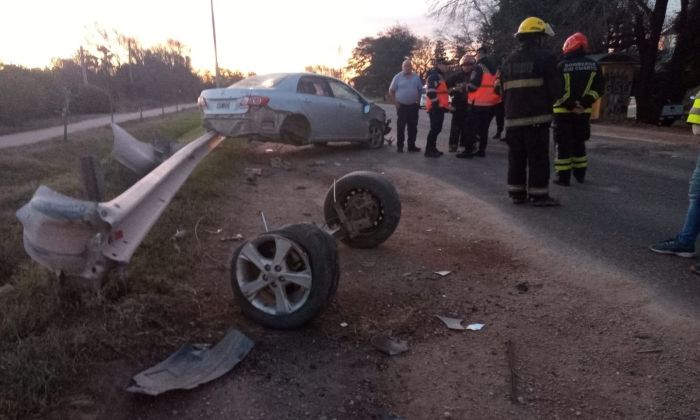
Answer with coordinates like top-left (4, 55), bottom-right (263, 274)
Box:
top-left (296, 76), bottom-right (337, 140)
top-left (327, 79), bottom-right (367, 140)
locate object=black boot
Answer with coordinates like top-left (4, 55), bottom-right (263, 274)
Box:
top-left (553, 171), bottom-right (571, 187)
top-left (573, 168), bottom-right (586, 183)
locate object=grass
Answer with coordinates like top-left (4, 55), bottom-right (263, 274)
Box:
top-left (0, 110), bottom-right (245, 419)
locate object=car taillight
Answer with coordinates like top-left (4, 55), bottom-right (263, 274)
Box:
top-left (240, 96), bottom-right (270, 107)
top-left (197, 96), bottom-right (208, 110)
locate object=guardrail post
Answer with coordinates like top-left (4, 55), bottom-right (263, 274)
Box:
top-left (79, 156), bottom-right (104, 201)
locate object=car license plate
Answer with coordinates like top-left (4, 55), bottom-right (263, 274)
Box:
top-left (216, 101), bottom-right (231, 110)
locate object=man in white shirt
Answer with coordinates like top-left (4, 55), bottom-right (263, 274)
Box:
top-left (388, 60), bottom-right (424, 152)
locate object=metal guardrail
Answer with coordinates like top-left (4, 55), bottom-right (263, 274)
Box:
top-left (16, 126), bottom-right (224, 283)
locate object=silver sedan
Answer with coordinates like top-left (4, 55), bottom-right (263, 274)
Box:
top-left (198, 73), bottom-right (391, 148)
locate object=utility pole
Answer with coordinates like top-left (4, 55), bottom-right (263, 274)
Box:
top-left (79, 46), bottom-right (88, 85)
top-left (210, 0), bottom-right (221, 88)
top-left (128, 39), bottom-right (134, 84)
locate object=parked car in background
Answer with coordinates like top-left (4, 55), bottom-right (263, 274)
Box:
top-left (198, 73), bottom-right (390, 148)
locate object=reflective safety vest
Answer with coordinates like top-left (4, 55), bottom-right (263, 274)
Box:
top-left (688, 92), bottom-right (700, 125)
top-left (467, 67), bottom-right (502, 106)
top-left (426, 80), bottom-right (450, 111)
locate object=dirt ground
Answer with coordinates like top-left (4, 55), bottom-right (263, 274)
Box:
top-left (54, 141), bottom-right (700, 420)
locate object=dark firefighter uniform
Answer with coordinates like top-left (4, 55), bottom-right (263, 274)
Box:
top-left (425, 63), bottom-right (451, 157)
top-left (500, 17), bottom-right (560, 205)
top-left (552, 34), bottom-right (604, 185)
top-left (446, 58), bottom-right (474, 152)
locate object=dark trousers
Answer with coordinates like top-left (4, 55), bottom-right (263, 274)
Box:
top-left (465, 107), bottom-right (495, 153)
top-left (396, 104), bottom-right (419, 149)
top-left (494, 101), bottom-right (504, 134)
top-left (553, 117), bottom-right (590, 182)
top-left (427, 109), bottom-right (445, 152)
top-left (448, 107), bottom-right (469, 148)
top-left (506, 124), bottom-right (551, 198)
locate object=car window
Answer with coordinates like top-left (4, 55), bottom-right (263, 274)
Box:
top-left (297, 77), bottom-right (332, 97)
top-left (328, 80), bottom-right (361, 102)
top-left (232, 74), bottom-right (286, 88)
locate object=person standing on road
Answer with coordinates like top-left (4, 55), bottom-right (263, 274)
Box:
top-left (552, 32), bottom-right (604, 186)
top-left (457, 46), bottom-right (501, 158)
top-left (500, 17), bottom-right (561, 206)
top-left (424, 57), bottom-right (451, 158)
top-left (388, 60), bottom-right (424, 153)
top-left (649, 90), bottom-right (700, 274)
top-left (447, 54), bottom-right (476, 153)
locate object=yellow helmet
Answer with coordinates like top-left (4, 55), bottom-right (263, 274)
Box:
top-left (515, 17), bottom-right (555, 38)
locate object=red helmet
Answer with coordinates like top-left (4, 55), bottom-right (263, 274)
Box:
top-left (562, 32), bottom-right (589, 54)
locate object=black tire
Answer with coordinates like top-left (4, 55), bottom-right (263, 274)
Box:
top-left (230, 223), bottom-right (339, 329)
top-left (364, 121), bottom-right (385, 149)
top-left (323, 171), bottom-right (401, 249)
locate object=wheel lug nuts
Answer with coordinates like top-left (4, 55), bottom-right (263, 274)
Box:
top-left (264, 264), bottom-right (271, 271)
top-left (274, 265), bottom-right (282, 272)
top-left (263, 274), bottom-right (268, 281)
top-left (279, 276), bottom-right (285, 282)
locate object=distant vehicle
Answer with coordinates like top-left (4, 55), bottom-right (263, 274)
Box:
top-left (198, 73), bottom-right (390, 148)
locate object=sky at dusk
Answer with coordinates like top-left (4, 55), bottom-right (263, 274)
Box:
top-left (1, 0), bottom-right (436, 74)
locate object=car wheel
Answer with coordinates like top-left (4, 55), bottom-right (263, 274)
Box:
top-left (230, 223), bottom-right (339, 329)
top-left (323, 171), bottom-right (401, 249)
top-left (280, 115), bottom-right (310, 145)
top-left (365, 121), bottom-right (385, 149)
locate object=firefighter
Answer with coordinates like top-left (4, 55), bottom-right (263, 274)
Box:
top-left (552, 32), bottom-right (604, 185)
top-left (424, 57), bottom-right (451, 158)
top-left (457, 46), bottom-right (501, 158)
top-left (500, 17), bottom-right (561, 206)
top-left (447, 54), bottom-right (476, 152)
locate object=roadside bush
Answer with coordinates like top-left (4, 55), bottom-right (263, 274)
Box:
top-left (0, 65), bottom-right (62, 126)
top-left (70, 85), bottom-right (111, 114)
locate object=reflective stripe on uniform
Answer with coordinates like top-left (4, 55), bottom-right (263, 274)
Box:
top-left (505, 114), bottom-right (552, 127)
top-left (553, 73), bottom-right (571, 108)
top-left (572, 155), bottom-right (588, 169)
top-left (688, 97), bottom-right (700, 124)
top-left (508, 184), bottom-right (526, 192)
top-left (503, 78), bottom-right (544, 90)
top-left (554, 107), bottom-right (592, 114)
top-left (528, 187), bottom-right (549, 195)
top-left (583, 72), bottom-right (599, 101)
top-left (554, 158), bottom-right (572, 171)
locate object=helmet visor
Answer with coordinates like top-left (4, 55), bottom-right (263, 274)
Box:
top-left (544, 23), bottom-right (555, 37)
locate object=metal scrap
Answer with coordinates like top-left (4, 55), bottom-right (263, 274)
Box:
top-left (127, 329), bottom-right (254, 396)
top-left (436, 316), bottom-right (485, 331)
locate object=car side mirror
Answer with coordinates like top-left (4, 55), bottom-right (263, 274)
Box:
top-left (363, 104), bottom-right (371, 114)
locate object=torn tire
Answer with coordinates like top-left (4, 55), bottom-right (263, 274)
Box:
top-left (230, 223), bottom-right (339, 329)
top-left (323, 171), bottom-right (401, 249)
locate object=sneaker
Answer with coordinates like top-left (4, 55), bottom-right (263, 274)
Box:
top-left (649, 239), bottom-right (696, 258)
top-left (456, 151), bottom-right (474, 159)
top-left (690, 263), bottom-right (700, 275)
top-left (424, 150), bottom-right (442, 158)
top-left (407, 146), bottom-right (421, 152)
top-left (574, 174), bottom-right (585, 183)
top-left (529, 195), bottom-right (560, 207)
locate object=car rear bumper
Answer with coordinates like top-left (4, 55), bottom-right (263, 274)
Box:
top-left (202, 108), bottom-right (287, 138)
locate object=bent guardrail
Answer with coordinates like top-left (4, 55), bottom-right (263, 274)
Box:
top-left (16, 126), bottom-right (224, 284)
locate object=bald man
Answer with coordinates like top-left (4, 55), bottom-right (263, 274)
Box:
top-left (388, 60), bottom-right (424, 152)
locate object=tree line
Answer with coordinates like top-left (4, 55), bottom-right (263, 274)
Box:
top-left (346, 0), bottom-right (700, 124)
top-left (0, 29), bottom-right (251, 128)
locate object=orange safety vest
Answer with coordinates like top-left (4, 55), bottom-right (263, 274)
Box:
top-left (468, 66), bottom-right (502, 107)
top-left (426, 80), bottom-right (450, 111)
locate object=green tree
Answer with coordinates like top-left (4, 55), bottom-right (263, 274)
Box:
top-left (433, 40), bottom-right (448, 63)
top-left (346, 26), bottom-right (418, 97)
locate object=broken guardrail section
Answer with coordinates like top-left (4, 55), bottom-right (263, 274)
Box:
top-left (16, 125), bottom-right (225, 284)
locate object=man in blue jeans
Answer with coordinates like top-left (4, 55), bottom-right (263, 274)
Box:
top-left (649, 90), bottom-right (700, 273)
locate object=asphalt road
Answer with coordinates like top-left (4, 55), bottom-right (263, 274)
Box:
top-left (380, 105), bottom-right (700, 317)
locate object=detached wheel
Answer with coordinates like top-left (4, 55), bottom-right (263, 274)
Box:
top-left (365, 121), bottom-right (385, 149)
top-left (231, 224), bottom-right (339, 329)
top-left (323, 171), bottom-right (401, 249)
